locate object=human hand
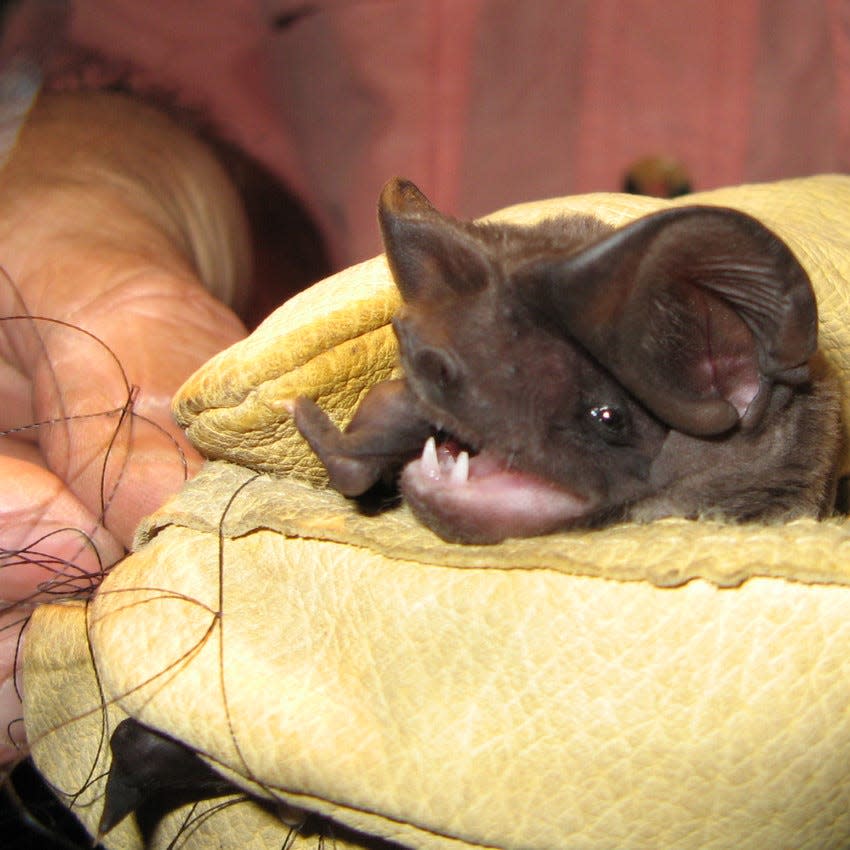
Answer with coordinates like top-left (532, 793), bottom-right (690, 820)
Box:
top-left (0, 88), bottom-right (251, 763)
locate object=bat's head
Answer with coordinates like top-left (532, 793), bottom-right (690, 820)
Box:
top-left (378, 178), bottom-right (825, 543)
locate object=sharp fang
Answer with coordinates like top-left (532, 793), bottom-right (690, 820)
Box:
top-left (421, 436), bottom-right (441, 479)
top-left (450, 450), bottom-right (469, 485)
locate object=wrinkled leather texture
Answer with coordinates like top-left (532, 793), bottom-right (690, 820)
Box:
top-left (22, 176), bottom-right (850, 850)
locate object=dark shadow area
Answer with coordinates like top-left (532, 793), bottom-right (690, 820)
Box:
top-left (1, 758), bottom-right (105, 850)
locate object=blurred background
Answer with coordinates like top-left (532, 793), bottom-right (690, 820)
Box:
top-left (4, 0), bottom-right (850, 314)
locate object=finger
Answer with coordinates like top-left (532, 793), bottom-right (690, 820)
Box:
top-left (0, 440), bottom-right (123, 603)
top-left (0, 604), bottom-right (27, 764)
top-left (0, 355), bottom-right (35, 439)
top-left (26, 273), bottom-right (245, 547)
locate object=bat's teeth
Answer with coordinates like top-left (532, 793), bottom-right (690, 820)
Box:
top-left (421, 436), bottom-right (441, 479)
top-left (450, 450), bottom-right (469, 485)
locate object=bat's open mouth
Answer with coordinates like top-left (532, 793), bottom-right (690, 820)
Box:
top-left (399, 435), bottom-right (590, 543)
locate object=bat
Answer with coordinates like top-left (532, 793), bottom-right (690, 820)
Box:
top-left (294, 178), bottom-right (842, 544)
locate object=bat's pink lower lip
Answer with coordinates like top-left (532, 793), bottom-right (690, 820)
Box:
top-left (400, 448), bottom-right (589, 543)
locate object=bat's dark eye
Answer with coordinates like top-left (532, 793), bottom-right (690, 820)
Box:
top-left (587, 404), bottom-right (631, 444)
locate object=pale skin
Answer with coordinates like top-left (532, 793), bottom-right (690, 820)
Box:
top-left (0, 91), bottom-right (250, 763)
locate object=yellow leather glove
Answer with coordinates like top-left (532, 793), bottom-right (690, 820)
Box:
top-left (23, 175), bottom-right (850, 850)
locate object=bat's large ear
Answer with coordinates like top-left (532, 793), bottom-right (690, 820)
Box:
top-left (519, 206), bottom-right (817, 435)
top-left (378, 178), bottom-right (494, 302)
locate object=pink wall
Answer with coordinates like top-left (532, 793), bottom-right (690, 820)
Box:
top-left (36, 0), bottom-right (850, 265)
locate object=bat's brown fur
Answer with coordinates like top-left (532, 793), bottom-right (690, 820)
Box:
top-left (295, 179), bottom-right (842, 543)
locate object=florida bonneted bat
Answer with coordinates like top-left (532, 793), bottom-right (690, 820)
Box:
top-left (294, 178), bottom-right (842, 543)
